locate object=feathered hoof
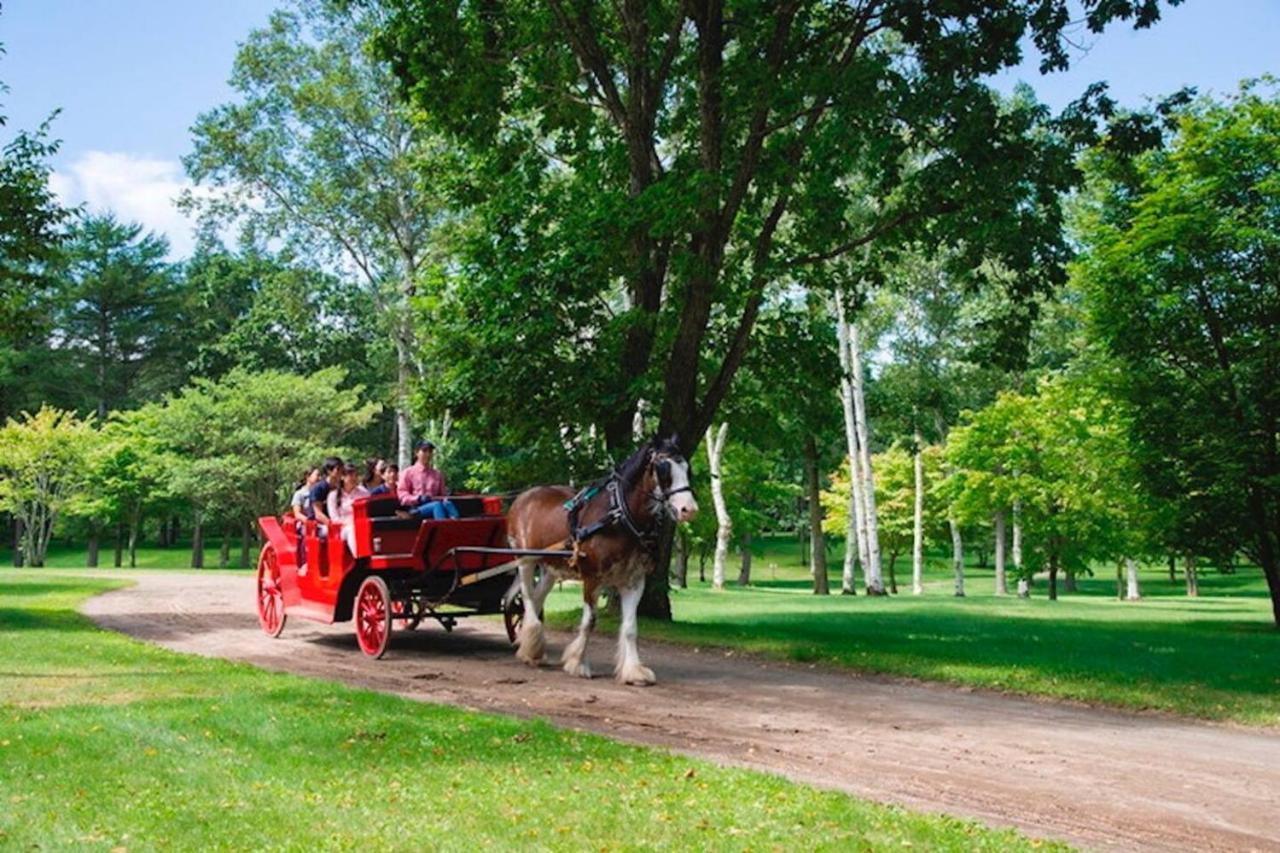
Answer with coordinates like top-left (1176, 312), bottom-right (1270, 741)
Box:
top-left (563, 658), bottom-right (593, 679)
top-left (615, 662), bottom-right (655, 686)
top-left (515, 621), bottom-right (545, 666)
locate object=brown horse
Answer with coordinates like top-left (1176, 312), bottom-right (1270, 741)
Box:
top-left (505, 436), bottom-right (698, 684)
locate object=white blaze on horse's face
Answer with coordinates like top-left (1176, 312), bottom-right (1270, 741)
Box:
top-left (666, 457), bottom-right (698, 522)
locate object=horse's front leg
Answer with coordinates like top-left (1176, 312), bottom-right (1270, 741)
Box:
top-left (514, 558), bottom-right (546, 666)
top-left (614, 578), bottom-right (655, 685)
top-left (561, 581), bottom-right (597, 678)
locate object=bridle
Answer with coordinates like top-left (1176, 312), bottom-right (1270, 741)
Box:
top-left (565, 450), bottom-right (695, 555)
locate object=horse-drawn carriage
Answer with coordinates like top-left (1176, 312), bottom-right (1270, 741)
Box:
top-left (255, 437), bottom-right (699, 682)
top-left (255, 494), bottom-right (548, 658)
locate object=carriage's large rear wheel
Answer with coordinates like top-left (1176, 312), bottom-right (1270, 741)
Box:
top-left (355, 576), bottom-right (392, 658)
top-left (256, 544), bottom-right (286, 638)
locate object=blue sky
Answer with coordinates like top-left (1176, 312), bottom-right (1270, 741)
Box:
top-left (2, 1), bottom-right (1277, 257)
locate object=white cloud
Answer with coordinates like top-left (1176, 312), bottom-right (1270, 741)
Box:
top-left (51, 151), bottom-right (206, 258)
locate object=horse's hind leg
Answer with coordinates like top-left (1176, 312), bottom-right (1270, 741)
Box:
top-left (614, 577), bottom-right (655, 685)
top-left (514, 558), bottom-right (546, 666)
top-left (561, 581), bottom-right (598, 679)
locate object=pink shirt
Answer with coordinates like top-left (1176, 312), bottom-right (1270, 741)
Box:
top-left (327, 485), bottom-right (370, 527)
top-left (398, 463), bottom-right (447, 507)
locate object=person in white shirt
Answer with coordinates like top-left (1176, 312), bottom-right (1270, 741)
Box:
top-left (327, 463), bottom-right (370, 553)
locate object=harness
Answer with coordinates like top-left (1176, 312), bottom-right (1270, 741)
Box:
top-left (563, 457), bottom-right (694, 559)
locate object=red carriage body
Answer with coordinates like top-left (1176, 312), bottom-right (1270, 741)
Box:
top-left (255, 494), bottom-right (527, 658)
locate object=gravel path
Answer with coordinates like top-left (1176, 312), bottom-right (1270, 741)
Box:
top-left (81, 571), bottom-right (1280, 852)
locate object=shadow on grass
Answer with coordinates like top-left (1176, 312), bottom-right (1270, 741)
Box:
top-left (0, 607), bottom-right (100, 632)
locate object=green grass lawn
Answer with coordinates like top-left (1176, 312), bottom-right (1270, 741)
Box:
top-left (545, 536), bottom-right (1280, 727)
top-left (0, 573), bottom-right (1052, 851)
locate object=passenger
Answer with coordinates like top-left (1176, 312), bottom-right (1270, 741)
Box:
top-left (309, 457), bottom-right (343, 523)
top-left (290, 467), bottom-right (320, 520)
top-left (368, 463), bottom-right (398, 497)
top-left (363, 457), bottom-right (385, 491)
top-left (399, 440), bottom-right (459, 520)
top-left (327, 463), bottom-right (370, 552)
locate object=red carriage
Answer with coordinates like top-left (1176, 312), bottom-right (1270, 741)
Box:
top-left (255, 494), bottom-right (557, 658)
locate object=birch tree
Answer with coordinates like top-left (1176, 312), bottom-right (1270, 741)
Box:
top-left (705, 422), bottom-right (731, 590)
top-left (186, 0), bottom-right (452, 469)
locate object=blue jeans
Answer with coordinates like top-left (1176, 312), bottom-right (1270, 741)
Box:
top-left (413, 499), bottom-right (459, 520)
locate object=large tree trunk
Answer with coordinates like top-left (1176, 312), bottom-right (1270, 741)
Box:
top-left (1048, 550), bottom-right (1059, 601)
top-left (849, 321), bottom-right (884, 595)
top-left (834, 294), bottom-right (863, 595)
top-left (1168, 554), bottom-right (1177, 584)
top-left (737, 532), bottom-right (752, 586)
top-left (86, 534), bottom-right (99, 568)
top-left (1125, 557), bottom-right (1141, 601)
top-left (912, 436), bottom-right (924, 595)
top-left (1064, 569), bottom-right (1078, 593)
top-left (674, 529), bottom-right (689, 589)
top-left (113, 524), bottom-right (123, 568)
top-left (993, 509), bottom-right (1007, 595)
top-left (805, 435), bottom-right (829, 595)
top-left (1184, 554), bottom-right (1199, 597)
top-left (190, 513), bottom-right (204, 569)
top-left (706, 423), bottom-right (731, 590)
top-left (949, 518), bottom-right (964, 597)
top-left (219, 527), bottom-right (231, 568)
top-left (886, 551), bottom-right (899, 594)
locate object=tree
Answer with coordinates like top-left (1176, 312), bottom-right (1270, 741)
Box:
top-left (1075, 81), bottom-right (1280, 624)
top-left (0, 407), bottom-right (95, 566)
top-left (373, 0), bottom-right (1179, 616)
top-left (90, 412), bottom-right (173, 568)
top-left (186, 0), bottom-right (453, 469)
top-left (704, 422), bottom-right (730, 590)
top-left (1, 52), bottom-right (71, 421)
top-left (52, 215), bottom-right (181, 418)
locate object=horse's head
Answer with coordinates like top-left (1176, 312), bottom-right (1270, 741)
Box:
top-left (645, 434), bottom-right (699, 523)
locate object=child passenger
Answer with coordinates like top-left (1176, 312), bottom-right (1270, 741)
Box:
top-left (290, 467), bottom-right (321, 520)
top-left (327, 463), bottom-right (370, 552)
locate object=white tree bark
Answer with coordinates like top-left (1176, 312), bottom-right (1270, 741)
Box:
top-left (834, 294), bottom-right (865, 594)
top-left (849, 321), bottom-right (885, 594)
top-left (1013, 498), bottom-right (1028, 597)
top-left (395, 346), bottom-right (413, 470)
top-left (705, 422), bottom-right (731, 591)
top-left (912, 434), bottom-right (925, 595)
top-left (1125, 557), bottom-right (1141, 601)
top-left (993, 508), bottom-right (1008, 595)
top-left (949, 517), bottom-right (964, 597)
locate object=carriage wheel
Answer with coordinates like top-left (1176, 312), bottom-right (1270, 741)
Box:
top-left (355, 576), bottom-right (392, 659)
top-left (391, 598), bottom-right (421, 631)
top-left (256, 545), bottom-right (286, 638)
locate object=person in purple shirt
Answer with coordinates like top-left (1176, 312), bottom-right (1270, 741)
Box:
top-left (399, 441), bottom-right (459, 519)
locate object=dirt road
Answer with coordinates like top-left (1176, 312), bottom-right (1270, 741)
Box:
top-left (81, 572), bottom-right (1280, 851)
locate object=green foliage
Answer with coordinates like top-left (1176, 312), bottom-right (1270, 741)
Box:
top-left (371, 0), bottom-right (1154, 461)
top-left (822, 445), bottom-right (945, 560)
top-left (1074, 80), bottom-right (1280, 621)
top-left (945, 374), bottom-right (1143, 589)
top-left (151, 367), bottom-right (382, 523)
top-left (0, 407), bottom-right (96, 566)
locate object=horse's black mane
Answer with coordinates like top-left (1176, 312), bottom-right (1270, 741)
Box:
top-left (614, 434), bottom-right (683, 488)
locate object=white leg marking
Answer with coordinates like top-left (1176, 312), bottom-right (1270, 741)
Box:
top-left (515, 558), bottom-right (545, 666)
top-left (614, 578), bottom-right (655, 685)
top-left (561, 596), bottom-right (595, 678)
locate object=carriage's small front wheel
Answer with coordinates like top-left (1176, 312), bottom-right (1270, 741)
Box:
top-left (256, 545), bottom-right (286, 638)
top-left (355, 576), bottom-right (392, 659)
